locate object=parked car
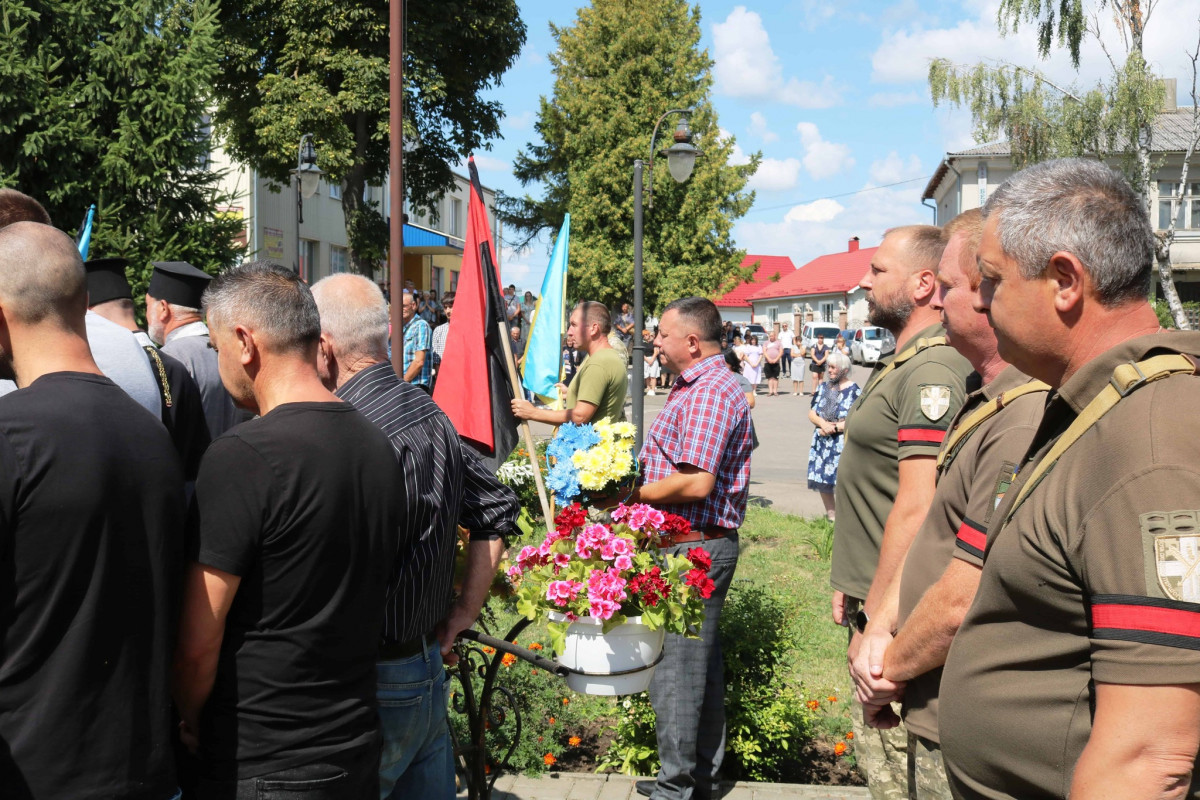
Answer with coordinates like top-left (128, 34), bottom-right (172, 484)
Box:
top-left (850, 326), bottom-right (896, 365)
top-left (742, 323), bottom-right (768, 340)
top-left (800, 321), bottom-right (842, 353)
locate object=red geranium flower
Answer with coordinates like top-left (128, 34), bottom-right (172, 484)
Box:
top-left (686, 547), bottom-right (712, 571)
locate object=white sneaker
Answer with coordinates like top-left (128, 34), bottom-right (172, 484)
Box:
top-left (647, 389), bottom-right (656, 396)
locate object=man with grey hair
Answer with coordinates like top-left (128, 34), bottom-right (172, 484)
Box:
top-left (939, 158), bottom-right (1200, 799)
top-left (400, 289), bottom-right (433, 392)
top-left (174, 261), bottom-right (402, 798)
top-left (0, 222), bottom-right (184, 799)
top-left (146, 260), bottom-right (243, 437)
top-left (312, 273), bottom-right (518, 800)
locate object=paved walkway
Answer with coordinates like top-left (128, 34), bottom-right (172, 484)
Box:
top-left (486, 772), bottom-right (870, 799)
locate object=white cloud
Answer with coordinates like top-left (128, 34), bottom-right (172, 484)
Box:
top-left (455, 154), bottom-right (511, 176)
top-left (869, 152), bottom-right (924, 184)
top-left (749, 112), bottom-right (778, 143)
top-left (499, 244), bottom-right (548, 294)
top-left (735, 184), bottom-right (929, 267)
top-left (748, 158), bottom-right (803, 192)
top-left (796, 122), bottom-right (855, 180)
top-left (712, 7), bottom-right (842, 108)
top-left (868, 91), bottom-right (925, 108)
top-left (505, 110), bottom-right (534, 130)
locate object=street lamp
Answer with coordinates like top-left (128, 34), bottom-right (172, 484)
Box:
top-left (632, 108), bottom-right (702, 453)
top-left (291, 133), bottom-right (323, 277)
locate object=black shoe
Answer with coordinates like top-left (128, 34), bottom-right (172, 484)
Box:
top-left (635, 780), bottom-right (656, 798)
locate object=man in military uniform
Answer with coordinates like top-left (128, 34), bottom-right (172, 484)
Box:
top-left (848, 210), bottom-right (1047, 800)
top-left (940, 158), bottom-right (1200, 799)
top-left (830, 224), bottom-right (973, 799)
top-left (146, 260), bottom-right (244, 438)
top-left (86, 257), bottom-right (211, 484)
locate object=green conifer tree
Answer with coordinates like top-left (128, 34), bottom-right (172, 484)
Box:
top-left (0, 0), bottom-right (245, 298)
top-left (499, 0), bottom-right (759, 311)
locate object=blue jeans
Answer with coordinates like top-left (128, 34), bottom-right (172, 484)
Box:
top-left (648, 534), bottom-right (740, 800)
top-left (377, 639), bottom-right (455, 800)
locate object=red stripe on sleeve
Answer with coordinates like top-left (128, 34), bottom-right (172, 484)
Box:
top-left (897, 427), bottom-right (946, 444)
top-left (956, 521), bottom-right (986, 552)
top-left (1092, 603), bottom-right (1200, 639)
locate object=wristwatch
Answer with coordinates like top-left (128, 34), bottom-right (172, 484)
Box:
top-left (855, 608), bottom-right (870, 634)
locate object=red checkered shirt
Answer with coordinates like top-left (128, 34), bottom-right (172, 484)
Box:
top-left (639, 353), bottom-right (753, 530)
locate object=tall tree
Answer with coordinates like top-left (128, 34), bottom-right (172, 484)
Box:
top-left (498, 0), bottom-right (759, 311)
top-left (928, 0), bottom-right (1200, 329)
top-left (0, 0), bottom-right (245, 297)
top-left (213, 0), bottom-right (525, 273)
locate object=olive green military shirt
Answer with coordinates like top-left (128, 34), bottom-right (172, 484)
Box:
top-left (566, 347), bottom-right (628, 424)
top-left (830, 323), bottom-right (973, 600)
top-left (941, 332), bottom-right (1200, 800)
top-left (896, 365), bottom-right (1046, 743)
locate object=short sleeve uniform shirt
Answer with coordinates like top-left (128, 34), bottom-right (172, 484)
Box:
top-left (940, 332), bottom-right (1200, 799)
top-left (896, 365), bottom-right (1046, 743)
top-left (190, 402), bottom-right (403, 779)
top-left (567, 348), bottom-right (628, 423)
top-left (830, 323), bottom-right (972, 600)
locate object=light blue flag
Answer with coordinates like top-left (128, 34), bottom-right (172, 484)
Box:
top-left (76, 204), bottom-right (96, 259)
top-left (522, 213), bottom-right (570, 403)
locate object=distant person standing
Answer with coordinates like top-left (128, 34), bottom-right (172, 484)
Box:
top-left (147, 260), bottom-right (244, 438)
top-left (779, 322), bottom-right (794, 377)
top-left (0, 223), bottom-right (185, 800)
top-left (614, 301), bottom-right (635, 357)
top-left (521, 290), bottom-right (536, 336)
top-left (809, 334), bottom-right (830, 395)
top-left (431, 292), bottom-right (454, 382)
top-left (401, 290), bottom-right (433, 393)
top-left (807, 350), bottom-right (859, 522)
top-left (643, 329), bottom-right (662, 396)
top-left (763, 330), bottom-right (783, 396)
top-left (740, 334), bottom-right (763, 390)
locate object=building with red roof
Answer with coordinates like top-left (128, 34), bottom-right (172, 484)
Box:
top-left (747, 238), bottom-right (874, 331)
top-left (711, 254), bottom-right (797, 324)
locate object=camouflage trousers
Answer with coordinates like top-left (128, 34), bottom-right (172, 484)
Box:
top-left (850, 696), bottom-right (909, 800)
top-left (907, 733), bottom-right (953, 800)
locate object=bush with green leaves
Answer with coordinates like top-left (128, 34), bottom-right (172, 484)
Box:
top-left (598, 582), bottom-right (819, 781)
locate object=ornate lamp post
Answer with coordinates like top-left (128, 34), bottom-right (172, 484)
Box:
top-left (291, 133), bottom-right (323, 278)
top-left (631, 109), bottom-right (702, 452)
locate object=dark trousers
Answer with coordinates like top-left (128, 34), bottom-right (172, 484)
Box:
top-left (781, 348), bottom-right (792, 375)
top-left (648, 535), bottom-right (739, 800)
top-left (195, 742), bottom-right (380, 800)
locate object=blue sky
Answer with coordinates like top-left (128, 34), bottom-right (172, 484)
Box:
top-left (474, 0), bottom-right (1199, 291)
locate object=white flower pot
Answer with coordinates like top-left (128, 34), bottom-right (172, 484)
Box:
top-left (549, 613), bottom-right (666, 696)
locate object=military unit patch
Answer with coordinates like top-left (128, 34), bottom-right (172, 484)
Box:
top-left (919, 385), bottom-right (952, 421)
top-left (1141, 510), bottom-right (1200, 603)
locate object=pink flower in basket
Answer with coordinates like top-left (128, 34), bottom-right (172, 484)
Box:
top-left (546, 580), bottom-right (584, 607)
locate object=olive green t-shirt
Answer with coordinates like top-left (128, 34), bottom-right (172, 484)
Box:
top-left (566, 347), bottom-right (628, 424)
top-left (896, 365), bottom-right (1046, 743)
top-left (941, 332), bottom-right (1200, 799)
top-left (830, 323), bottom-right (972, 600)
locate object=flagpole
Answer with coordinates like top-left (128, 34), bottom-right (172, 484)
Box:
top-left (497, 323), bottom-right (554, 533)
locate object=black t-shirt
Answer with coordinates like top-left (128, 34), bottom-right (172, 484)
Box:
top-left (811, 343), bottom-right (830, 365)
top-left (0, 373), bottom-right (185, 799)
top-left (189, 402), bottom-right (402, 779)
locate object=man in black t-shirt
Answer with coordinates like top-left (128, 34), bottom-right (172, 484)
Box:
top-left (0, 222), bottom-right (186, 800)
top-left (173, 261), bottom-right (402, 799)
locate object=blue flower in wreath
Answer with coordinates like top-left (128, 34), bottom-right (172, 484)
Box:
top-left (547, 460), bottom-right (582, 504)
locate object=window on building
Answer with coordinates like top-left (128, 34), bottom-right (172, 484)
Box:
top-left (331, 246), bottom-right (349, 274)
top-left (767, 307), bottom-right (778, 325)
top-left (820, 302), bottom-right (834, 323)
top-left (1158, 182), bottom-right (1200, 230)
top-left (300, 239), bottom-right (319, 283)
top-left (431, 265), bottom-right (444, 295)
top-left (328, 182), bottom-right (341, 200)
top-left (450, 198), bottom-right (463, 238)
top-left (451, 270), bottom-right (460, 292)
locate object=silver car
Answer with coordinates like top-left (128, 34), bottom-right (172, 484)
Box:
top-left (850, 326), bottom-right (896, 365)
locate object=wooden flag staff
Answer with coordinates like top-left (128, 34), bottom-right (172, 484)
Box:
top-left (497, 322), bottom-right (554, 533)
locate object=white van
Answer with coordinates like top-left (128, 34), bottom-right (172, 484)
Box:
top-left (800, 322), bottom-right (841, 353)
top-left (850, 326), bottom-right (896, 365)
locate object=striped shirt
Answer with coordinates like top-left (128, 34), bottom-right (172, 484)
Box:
top-left (640, 354), bottom-right (753, 530)
top-left (338, 362), bottom-right (519, 643)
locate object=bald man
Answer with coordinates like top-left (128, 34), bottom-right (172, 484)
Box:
top-left (0, 222), bottom-right (185, 799)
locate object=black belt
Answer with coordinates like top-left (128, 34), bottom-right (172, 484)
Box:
top-left (379, 633), bottom-right (432, 661)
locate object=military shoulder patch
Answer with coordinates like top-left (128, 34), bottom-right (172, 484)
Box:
top-left (919, 384), bottom-right (952, 421)
top-left (1141, 510), bottom-right (1200, 603)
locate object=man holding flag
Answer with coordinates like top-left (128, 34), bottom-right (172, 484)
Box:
top-left (511, 300), bottom-right (627, 427)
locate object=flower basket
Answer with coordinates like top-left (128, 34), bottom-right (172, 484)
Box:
top-left (508, 502), bottom-right (716, 696)
top-left (548, 612), bottom-right (665, 695)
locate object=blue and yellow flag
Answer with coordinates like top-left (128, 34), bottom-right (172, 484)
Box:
top-left (522, 214), bottom-right (570, 404)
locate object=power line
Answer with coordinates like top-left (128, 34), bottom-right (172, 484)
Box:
top-left (745, 174), bottom-right (934, 215)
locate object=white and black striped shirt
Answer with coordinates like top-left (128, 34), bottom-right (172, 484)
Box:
top-left (338, 362), bottom-right (519, 643)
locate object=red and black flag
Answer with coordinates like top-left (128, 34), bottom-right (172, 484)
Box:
top-left (432, 157), bottom-right (519, 470)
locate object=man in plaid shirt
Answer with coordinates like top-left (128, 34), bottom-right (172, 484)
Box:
top-left (401, 290), bottom-right (432, 392)
top-left (630, 296), bottom-right (753, 800)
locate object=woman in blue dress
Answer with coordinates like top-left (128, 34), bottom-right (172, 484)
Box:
top-left (806, 350), bottom-right (859, 521)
